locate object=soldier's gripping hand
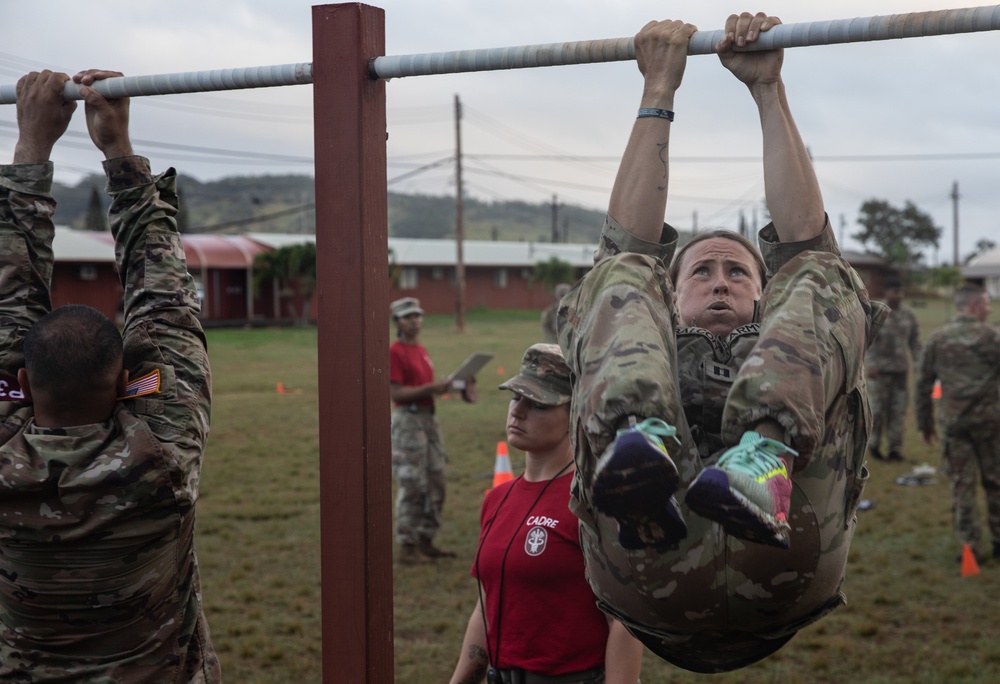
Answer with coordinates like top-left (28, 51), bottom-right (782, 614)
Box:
top-left (13, 70), bottom-right (76, 163)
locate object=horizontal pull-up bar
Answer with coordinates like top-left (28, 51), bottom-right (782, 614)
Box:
top-left (372, 4), bottom-right (1000, 78)
top-left (1, 4), bottom-right (998, 104)
top-left (0, 63), bottom-right (314, 105)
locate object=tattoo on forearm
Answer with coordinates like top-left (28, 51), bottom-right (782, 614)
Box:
top-left (657, 141), bottom-right (669, 191)
top-left (455, 645), bottom-right (489, 684)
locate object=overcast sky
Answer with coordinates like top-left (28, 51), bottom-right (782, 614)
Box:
top-left (2, 0), bottom-right (998, 262)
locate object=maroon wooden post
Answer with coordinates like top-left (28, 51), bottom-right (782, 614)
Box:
top-left (312, 4), bottom-right (392, 683)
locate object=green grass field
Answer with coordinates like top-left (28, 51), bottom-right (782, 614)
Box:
top-left (199, 299), bottom-right (1000, 683)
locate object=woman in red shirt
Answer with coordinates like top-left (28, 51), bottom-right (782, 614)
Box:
top-left (390, 296), bottom-right (456, 565)
top-left (449, 343), bottom-right (643, 684)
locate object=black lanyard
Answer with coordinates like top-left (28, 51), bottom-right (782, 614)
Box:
top-left (474, 460), bottom-right (573, 671)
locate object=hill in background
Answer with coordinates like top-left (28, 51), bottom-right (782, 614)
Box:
top-left (51, 173), bottom-right (607, 244)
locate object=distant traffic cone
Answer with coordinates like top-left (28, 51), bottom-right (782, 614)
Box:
top-left (961, 544), bottom-right (981, 577)
top-left (488, 441), bottom-right (514, 491)
top-left (932, 380), bottom-right (942, 400)
top-left (496, 366), bottom-right (505, 376)
top-left (276, 381), bottom-right (302, 395)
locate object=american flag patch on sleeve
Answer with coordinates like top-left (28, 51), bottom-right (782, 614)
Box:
top-left (121, 369), bottom-right (161, 399)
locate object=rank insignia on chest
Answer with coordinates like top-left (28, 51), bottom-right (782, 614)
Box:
top-left (707, 362), bottom-right (735, 384)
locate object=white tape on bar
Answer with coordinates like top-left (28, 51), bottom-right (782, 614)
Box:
top-left (1, 5), bottom-right (998, 102)
top-left (371, 4), bottom-right (1000, 79)
top-left (0, 63), bottom-right (313, 105)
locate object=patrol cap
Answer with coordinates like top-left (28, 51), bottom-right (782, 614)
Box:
top-left (498, 343), bottom-right (571, 406)
top-left (390, 297), bottom-right (424, 319)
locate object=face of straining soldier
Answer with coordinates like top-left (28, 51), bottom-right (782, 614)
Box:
top-left (672, 237), bottom-right (763, 338)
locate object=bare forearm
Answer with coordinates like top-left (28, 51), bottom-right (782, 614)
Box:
top-left (607, 89), bottom-right (675, 243)
top-left (754, 79), bottom-right (824, 243)
top-left (603, 619), bottom-right (643, 684)
top-left (607, 19), bottom-right (694, 244)
top-left (449, 606), bottom-right (489, 684)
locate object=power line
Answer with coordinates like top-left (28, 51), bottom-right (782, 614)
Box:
top-left (387, 156), bottom-right (454, 185)
top-left (0, 120), bottom-right (312, 164)
top-left (468, 151), bottom-right (1000, 163)
top-left (190, 202), bottom-right (314, 233)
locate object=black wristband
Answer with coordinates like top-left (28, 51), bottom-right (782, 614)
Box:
top-left (637, 107), bottom-right (674, 122)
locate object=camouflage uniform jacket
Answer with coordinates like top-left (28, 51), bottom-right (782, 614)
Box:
top-left (558, 214), bottom-right (886, 672)
top-left (915, 312), bottom-right (1000, 435)
top-left (0, 159), bottom-right (219, 682)
top-left (865, 303), bottom-right (920, 373)
top-left (540, 303), bottom-right (559, 344)
top-left (589, 215), bottom-right (873, 466)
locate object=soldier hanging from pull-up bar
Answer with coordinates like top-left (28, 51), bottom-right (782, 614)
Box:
top-left (0, 69), bottom-right (219, 680)
top-left (555, 13), bottom-right (888, 672)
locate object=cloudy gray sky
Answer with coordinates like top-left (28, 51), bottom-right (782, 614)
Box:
top-left (2, 0), bottom-right (998, 261)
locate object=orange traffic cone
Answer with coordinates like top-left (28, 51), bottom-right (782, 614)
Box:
top-left (961, 544), bottom-right (980, 577)
top-left (932, 380), bottom-right (942, 400)
top-left (488, 441), bottom-right (514, 491)
top-left (496, 365), bottom-right (505, 376)
top-left (276, 381), bottom-right (302, 395)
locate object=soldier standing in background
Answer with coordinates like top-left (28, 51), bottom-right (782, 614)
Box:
top-left (866, 278), bottom-right (921, 462)
top-left (540, 282), bottom-right (572, 344)
top-left (389, 296), bottom-right (476, 565)
top-left (916, 284), bottom-right (1000, 563)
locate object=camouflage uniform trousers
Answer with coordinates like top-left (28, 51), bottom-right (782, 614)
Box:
top-left (867, 371), bottom-right (909, 454)
top-left (391, 407), bottom-right (447, 546)
top-left (558, 248), bottom-right (879, 671)
top-left (541, 303), bottom-right (559, 344)
top-left (939, 423), bottom-right (1000, 552)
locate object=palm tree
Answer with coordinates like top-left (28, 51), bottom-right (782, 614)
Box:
top-left (253, 243), bottom-right (316, 325)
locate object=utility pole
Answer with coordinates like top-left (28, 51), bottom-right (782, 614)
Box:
top-left (951, 180), bottom-right (960, 266)
top-left (551, 194), bottom-right (559, 243)
top-left (692, 210), bottom-right (698, 235)
top-left (839, 213), bottom-right (846, 246)
top-left (454, 94), bottom-right (466, 332)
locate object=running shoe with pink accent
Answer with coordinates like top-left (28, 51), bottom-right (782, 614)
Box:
top-left (686, 431), bottom-right (798, 549)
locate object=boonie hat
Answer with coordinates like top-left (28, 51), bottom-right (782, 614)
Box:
top-left (390, 297), bottom-right (424, 319)
top-left (498, 343), bottom-right (571, 406)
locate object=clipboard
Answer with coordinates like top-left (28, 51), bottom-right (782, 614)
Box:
top-left (447, 352), bottom-right (494, 388)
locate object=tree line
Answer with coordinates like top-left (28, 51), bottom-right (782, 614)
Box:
top-left (56, 174), bottom-right (998, 291)
top-left (55, 174), bottom-right (608, 243)
top-left (854, 198), bottom-right (995, 287)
